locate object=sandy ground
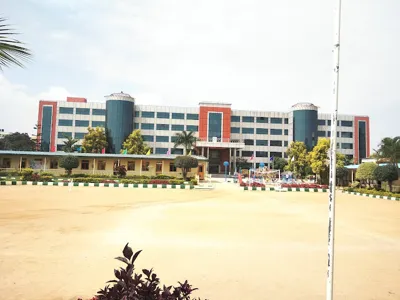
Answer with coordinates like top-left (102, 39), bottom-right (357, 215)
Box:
top-left (0, 185), bottom-right (399, 300)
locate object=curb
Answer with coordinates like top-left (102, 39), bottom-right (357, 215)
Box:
top-left (341, 190), bottom-right (400, 201)
top-left (0, 181), bottom-right (194, 189)
top-left (243, 186), bottom-right (328, 192)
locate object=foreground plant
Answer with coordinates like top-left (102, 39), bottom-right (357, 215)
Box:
top-left (95, 243), bottom-right (206, 300)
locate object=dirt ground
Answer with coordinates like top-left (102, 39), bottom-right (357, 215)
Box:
top-left (0, 186), bottom-right (399, 300)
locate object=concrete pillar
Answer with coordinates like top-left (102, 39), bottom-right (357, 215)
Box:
top-left (229, 148), bottom-right (232, 175)
top-left (93, 158), bottom-right (95, 175)
top-left (202, 147), bottom-right (204, 156)
top-left (233, 148), bottom-right (237, 172)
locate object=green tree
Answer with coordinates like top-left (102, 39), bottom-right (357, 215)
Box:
top-left (235, 157), bottom-right (251, 170)
top-left (355, 162), bottom-right (377, 187)
top-left (285, 141), bottom-right (309, 178)
top-left (59, 155), bottom-right (79, 176)
top-left (174, 156), bottom-right (199, 180)
top-left (336, 167), bottom-right (349, 187)
top-left (375, 136), bottom-right (400, 165)
top-left (173, 131), bottom-right (197, 155)
top-left (373, 165), bottom-right (399, 192)
top-left (0, 132), bottom-right (35, 151)
top-left (81, 127), bottom-right (108, 153)
top-left (336, 152), bottom-right (346, 168)
top-left (121, 129), bottom-right (150, 154)
top-left (272, 157), bottom-right (288, 172)
top-left (308, 138), bottom-right (330, 184)
top-left (0, 18), bottom-right (32, 70)
top-left (62, 136), bottom-right (79, 152)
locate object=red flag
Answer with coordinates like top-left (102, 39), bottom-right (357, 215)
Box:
top-left (101, 148), bottom-right (105, 154)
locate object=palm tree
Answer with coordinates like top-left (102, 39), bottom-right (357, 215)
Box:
top-left (0, 18), bottom-right (32, 70)
top-left (375, 136), bottom-right (400, 165)
top-left (62, 136), bottom-right (79, 153)
top-left (173, 131), bottom-right (198, 155)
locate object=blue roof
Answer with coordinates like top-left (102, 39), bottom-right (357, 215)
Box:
top-left (0, 150), bottom-right (208, 161)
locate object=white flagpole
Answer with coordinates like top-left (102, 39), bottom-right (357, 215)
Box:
top-left (326, 0), bottom-right (342, 299)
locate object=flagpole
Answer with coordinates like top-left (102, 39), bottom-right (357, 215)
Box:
top-left (326, 0), bottom-right (342, 299)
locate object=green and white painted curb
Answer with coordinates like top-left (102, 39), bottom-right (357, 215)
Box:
top-left (0, 181), bottom-right (194, 189)
top-left (243, 186), bottom-right (328, 192)
top-left (341, 190), bottom-right (400, 201)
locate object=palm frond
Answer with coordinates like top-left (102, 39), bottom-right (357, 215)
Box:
top-left (0, 18), bottom-right (32, 70)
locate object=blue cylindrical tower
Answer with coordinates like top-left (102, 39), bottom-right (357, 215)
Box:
top-left (292, 103), bottom-right (318, 150)
top-left (105, 92), bottom-right (135, 153)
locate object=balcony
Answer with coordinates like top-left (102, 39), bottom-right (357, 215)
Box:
top-left (195, 137), bottom-right (245, 149)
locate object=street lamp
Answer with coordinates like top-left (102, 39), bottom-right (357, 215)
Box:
top-left (223, 161), bottom-right (229, 182)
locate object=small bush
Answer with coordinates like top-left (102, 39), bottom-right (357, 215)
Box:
top-left (190, 179), bottom-right (198, 185)
top-left (40, 175), bottom-right (53, 182)
top-left (40, 172), bottom-right (54, 177)
top-left (154, 174), bottom-right (175, 179)
top-left (70, 173), bottom-right (90, 178)
top-left (31, 173), bottom-right (41, 182)
top-left (170, 179), bottom-right (185, 185)
top-left (351, 181), bottom-right (360, 188)
top-left (95, 243), bottom-right (204, 300)
top-left (115, 165), bottom-right (127, 178)
top-left (344, 187), bottom-right (400, 198)
top-left (21, 168), bottom-right (34, 180)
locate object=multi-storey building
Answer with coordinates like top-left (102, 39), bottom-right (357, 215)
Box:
top-left (37, 93), bottom-right (370, 173)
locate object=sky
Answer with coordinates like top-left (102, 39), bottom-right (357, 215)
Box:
top-left (1, 0), bottom-right (399, 150)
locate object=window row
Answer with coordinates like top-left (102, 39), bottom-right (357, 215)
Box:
top-left (231, 116), bottom-right (289, 124)
top-left (318, 119), bottom-right (353, 127)
top-left (58, 119), bottom-right (105, 128)
top-left (138, 123), bottom-right (198, 132)
top-left (243, 140), bottom-right (289, 147)
top-left (317, 131), bottom-right (354, 138)
top-left (138, 111), bottom-right (199, 120)
top-left (241, 151), bottom-right (284, 158)
top-left (59, 107), bottom-right (106, 115)
top-left (231, 127), bottom-right (288, 135)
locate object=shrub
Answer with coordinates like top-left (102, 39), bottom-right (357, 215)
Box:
top-left (31, 173), bottom-right (41, 182)
top-left (21, 168), bottom-right (34, 180)
top-left (115, 165), bottom-right (127, 178)
top-left (174, 156), bottom-right (198, 180)
top-left (336, 167), bottom-right (349, 186)
top-left (149, 179), bottom-right (170, 185)
top-left (373, 165), bottom-right (399, 192)
top-left (59, 155), bottom-right (79, 176)
top-left (355, 162), bottom-right (377, 186)
top-left (153, 174), bottom-right (175, 179)
top-left (40, 175), bottom-right (53, 182)
top-left (95, 243), bottom-right (203, 300)
top-left (351, 181), bottom-right (360, 188)
top-left (170, 179), bottom-right (184, 185)
top-left (40, 171), bottom-right (54, 177)
top-left (344, 187), bottom-right (400, 198)
top-left (190, 178), bottom-right (198, 186)
top-left (0, 171), bottom-right (8, 176)
top-left (70, 173), bottom-right (90, 178)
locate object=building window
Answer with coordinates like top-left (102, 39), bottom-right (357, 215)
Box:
top-left (156, 136), bottom-right (169, 142)
top-left (60, 107), bottom-right (74, 114)
top-left (270, 140), bottom-right (283, 147)
top-left (231, 116), bottom-right (240, 122)
top-left (327, 120), bottom-right (331, 126)
top-left (256, 117), bottom-right (268, 123)
top-left (318, 131), bottom-right (326, 137)
top-left (256, 140), bottom-right (268, 146)
top-left (208, 112), bottom-right (222, 138)
top-left (142, 135), bottom-right (154, 142)
top-left (342, 143), bottom-right (353, 150)
top-left (171, 148), bottom-right (183, 155)
top-left (92, 121), bottom-right (105, 128)
top-left (56, 144), bottom-right (64, 151)
top-left (1, 158), bottom-right (11, 168)
top-left (142, 161), bottom-right (150, 171)
top-left (270, 129), bottom-right (282, 135)
top-left (231, 127), bottom-right (240, 133)
top-left (92, 109), bottom-right (106, 116)
top-left (58, 132), bottom-right (72, 138)
top-left (242, 116), bottom-right (254, 123)
top-left (256, 128), bottom-right (268, 134)
top-left (127, 161), bottom-right (135, 171)
top-left (76, 108), bottom-right (90, 115)
top-left (171, 136), bottom-right (177, 143)
top-left (327, 131), bottom-right (331, 137)
top-left (270, 117), bottom-right (282, 124)
top-left (169, 163), bottom-right (177, 172)
top-left (270, 152), bottom-right (282, 158)
top-left (242, 151), bottom-right (253, 157)
top-left (341, 120), bottom-right (353, 127)
top-left (256, 151), bottom-right (268, 157)
top-left (58, 119), bottom-right (73, 126)
top-left (172, 113), bottom-right (184, 119)
top-left (341, 132), bottom-right (353, 138)
top-left (284, 129), bottom-right (288, 135)
top-left (157, 112), bottom-right (170, 119)
top-left (156, 124), bottom-right (169, 131)
top-left (155, 148), bottom-right (168, 154)
top-left (284, 118), bottom-right (289, 124)
top-left (41, 106), bottom-right (53, 152)
top-left (244, 139), bottom-right (254, 146)
top-left (21, 158), bottom-right (27, 168)
top-left (75, 132), bottom-right (85, 139)
top-left (75, 120), bottom-right (89, 127)
top-left (97, 160), bottom-right (106, 170)
top-left (81, 160), bottom-right (89, 170)
top-left (156, 162), bottom-right (163, 172)
top-left (186, 125), bottom-right (198, 132)
top-left (171, 124), bottom-right (184, 131)
top-left (318, 119), bottom-right (326, 126)
top-left (134, 123), bottom-right (140, 129)
top-left (142, 111), bottom-right (155, 118)
top-left (141, 123), bottom-right (154, 130)
top-left (135, 111), bottom-right (140, 117)
top-left (242, 127), bottom-right (254, 134)
top-left (284, 141), bottom-right (288, 147)
top-left (186, 113), bottom-right (198, 120)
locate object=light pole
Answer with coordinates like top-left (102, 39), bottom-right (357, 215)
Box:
top-left (223, 161), bottom-right (229, 182)
top-left (326, 0), bottom-right (342, 299)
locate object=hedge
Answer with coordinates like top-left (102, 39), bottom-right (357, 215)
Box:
top-left (343, 187), bottom-right (400, 198)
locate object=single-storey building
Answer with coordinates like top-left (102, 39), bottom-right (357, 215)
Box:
top-left (0, 151), bottom-right (209, 179)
